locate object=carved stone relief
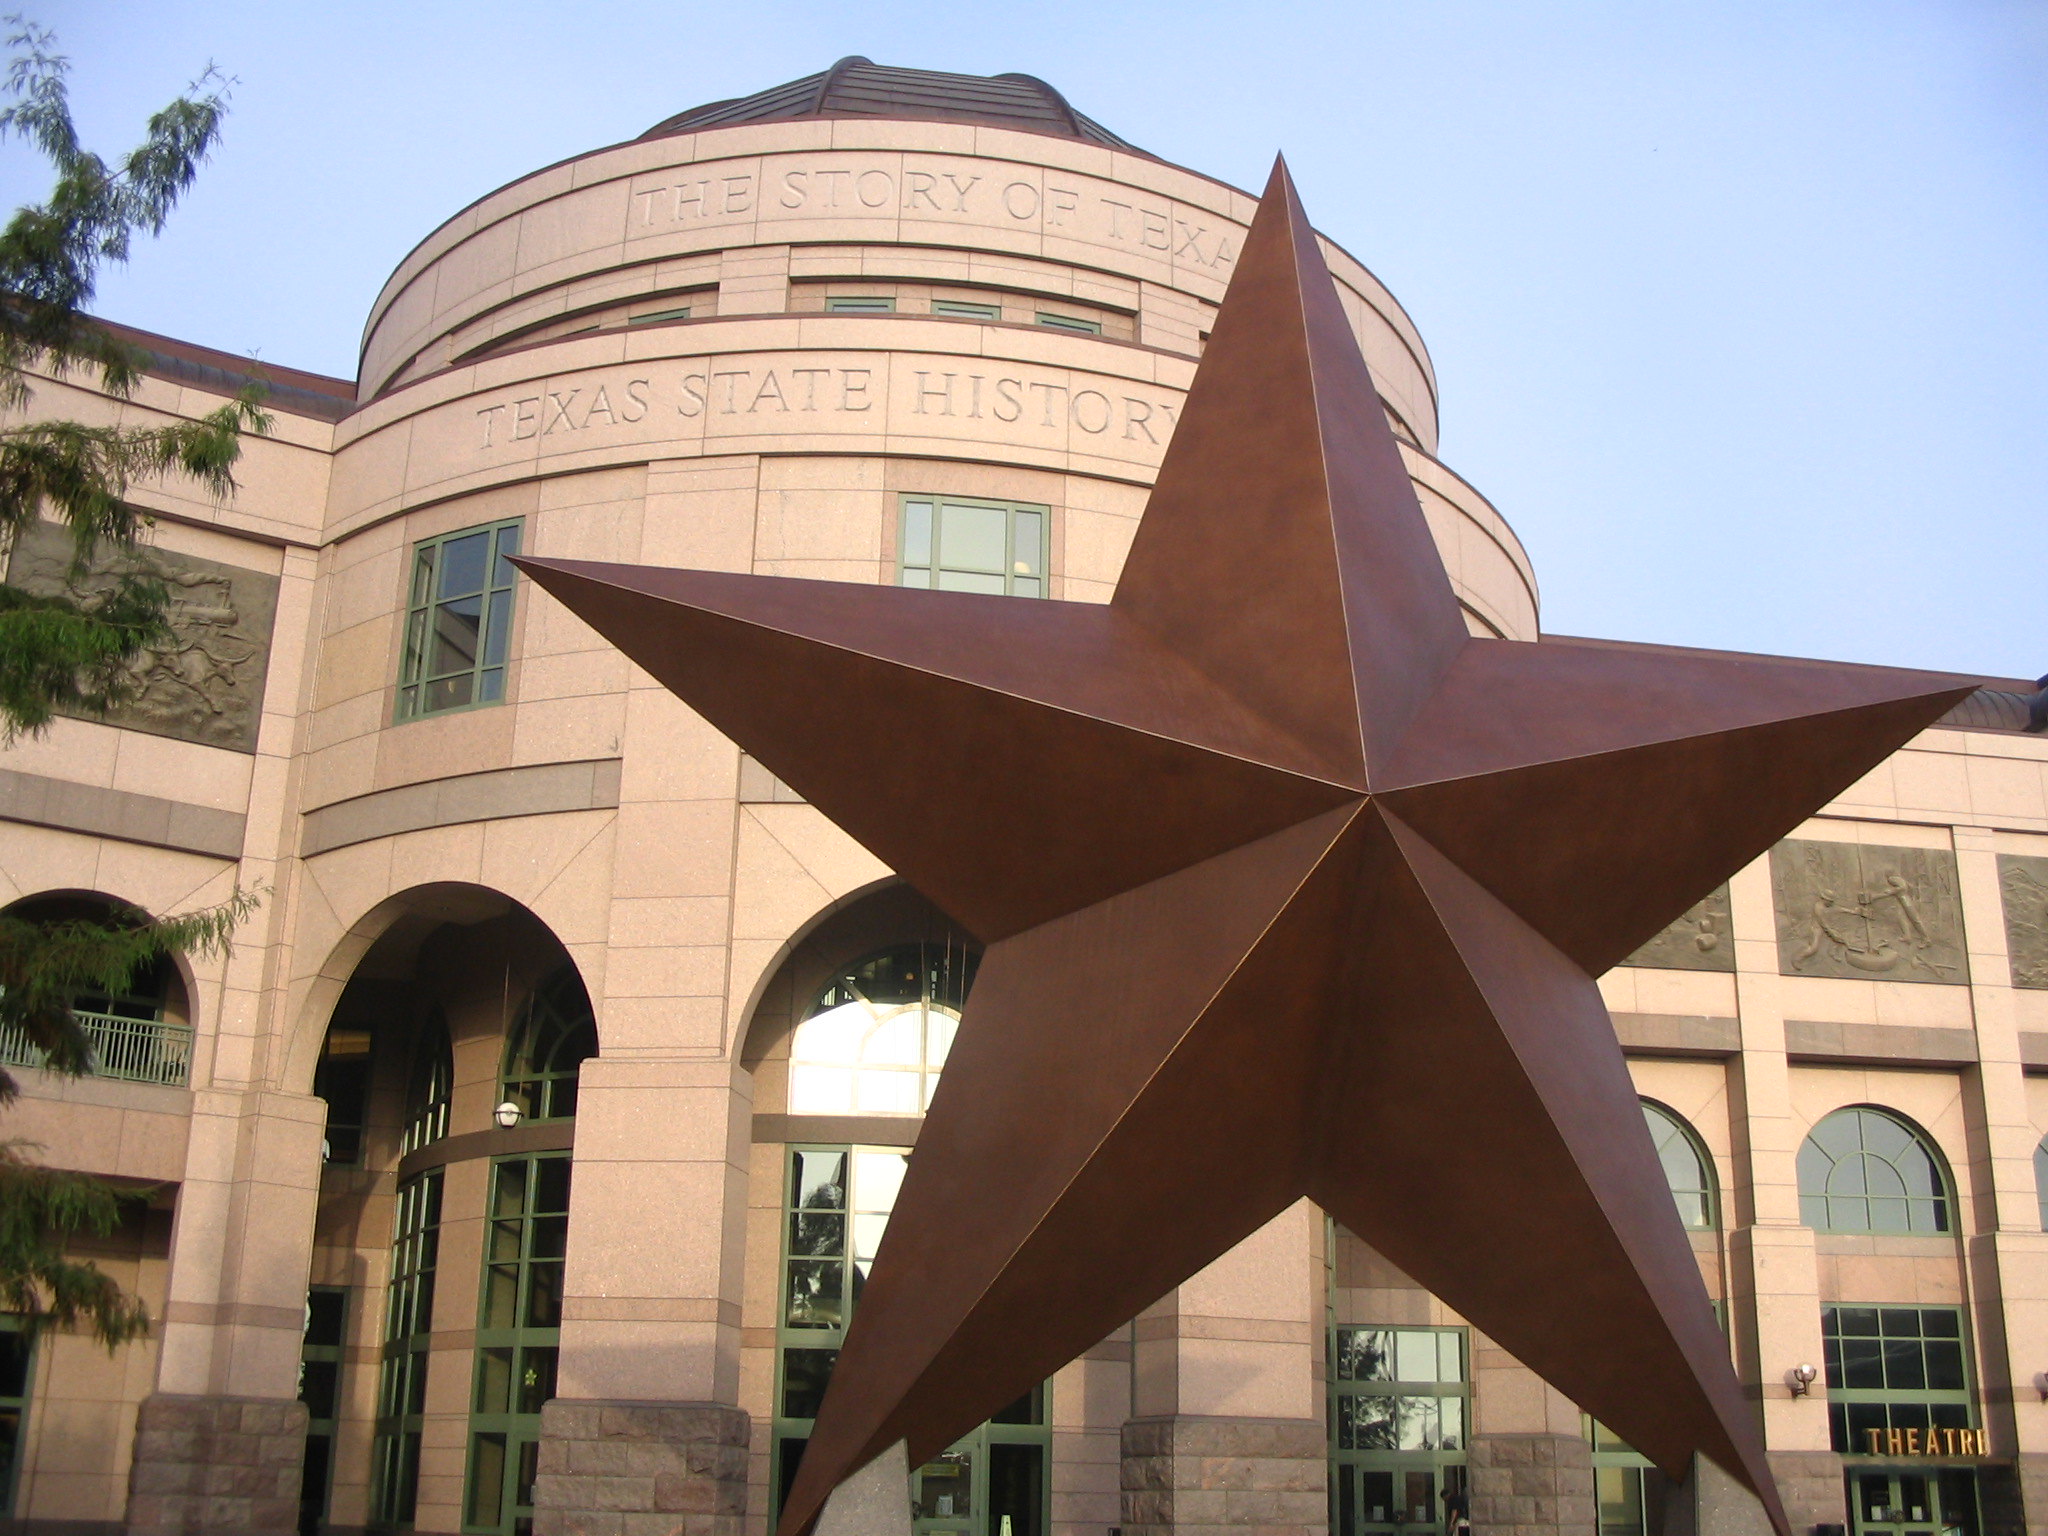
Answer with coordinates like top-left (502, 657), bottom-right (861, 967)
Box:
top-left (1621, 885), bottom-right (1735, 971)
top-left (6, 519), bottom-right (278, 752)
top-left (1771, 840), bottom-right (1968, 984)
top-left (2000, 854), bottom-right (2048, 990)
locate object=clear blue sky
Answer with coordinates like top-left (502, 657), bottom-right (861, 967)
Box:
top-left (11, 1), bottom-right (2044, 679)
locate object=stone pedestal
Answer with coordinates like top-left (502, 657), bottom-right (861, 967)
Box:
top-left (122, 1393), bottom-right (308, 1536)
top-left (1465, 1432), bottom-right (1595, 1536)
top-left (530, 1400), bottom-right (750, 1536)
top-left (1120, 1414), bottom-right (1326, 1536)
top-left (1660, 1455), bottom-right (1777, 1536)
top-left (815, 1441), bottom-right (912, 1536)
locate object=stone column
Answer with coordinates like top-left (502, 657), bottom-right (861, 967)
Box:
top-left (532, 1057), bottom-right (753, 1536)
top-left (126, 1087), bottom-right (327, 1536)
top-left (1466, 1335), bottom-right (1595, 1536)
top-left (1722, 855), bottom-right (1842, 1535)
top-left (1122, 1200), bottom-right (1326, 1536)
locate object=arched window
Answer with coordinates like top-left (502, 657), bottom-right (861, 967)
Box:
top-left (1643, 1101), bottom-right (1716, 1231)
top-left (2035, 1136), bottom-right (2048, 1232)
top-left (1798, 1108), bottom-right (1950, 1234)
top-left (499, 967), bottom-right (595, 1123)
top-left (788, 941), bottom-right (979, 1115)
top-left (402, 1010), bottom-right (452, 1154)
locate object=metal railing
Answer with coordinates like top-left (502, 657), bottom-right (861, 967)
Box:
top-left (0, 1009), bottom-right (194, 1087)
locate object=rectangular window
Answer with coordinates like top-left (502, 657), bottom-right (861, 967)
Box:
top-left (397, 519), bottom-right (523, 722)
top-left (897, 497), bottom-right (1048, 598)
top-left (774, 1145), bottom-right (1049, 1535)
top-left (628, 305), bottom-right (692, 324)
top-left (465, 1152), bottom-right (571, 1536)
top-left (300, 1287), bottom-right (348, 1532)
top-left (0, 1317), bottom-right (32, 1515)
top-left (932, 299), bottom-right (1001, 320)
top-left (1823, 1306), bottom-right (1977, 1455)
top-left (1328, 1326), bottom-right (1469, 1536)
top-left (1035, 312), bottom-right (1102, 335)
top-left (825, 296), bottom-right (895, 313)
top-left (373, 1171), bottom-right (442, 1525)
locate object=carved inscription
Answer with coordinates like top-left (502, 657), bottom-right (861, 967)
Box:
top-left (474, 365), bottom-right (1179, 452)
top-left (2000, 854), bottom-right (2048, 989)
top-left (5, 519), bottom-right (278, 752)
top-left (1621, 885), bottom-right (1734, 972)
top-left (1771, 840), bottom-right (1968, 984)
top-left (630, 159), bottom-right (1238, 270)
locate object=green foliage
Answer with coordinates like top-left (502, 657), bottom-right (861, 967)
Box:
top-left (0, 887), bottom-right (257, 1097)
top-left (0, 18), bottom-right (267, 1352)
top-left (0, 15), bottom-right (270, 742)
top-left (0, 1140), bottom-right (149, 1346)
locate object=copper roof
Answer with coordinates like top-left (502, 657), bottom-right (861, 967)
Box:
top-left (642, 57), bottom-right (1142, 153)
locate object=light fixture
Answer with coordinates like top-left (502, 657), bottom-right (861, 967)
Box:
top-left (2035, 1371), bottom-right (2048, 1403)
top-left (494, 1101), bottom-right (522, 1129)
top-left (1789, 1364), bottom-right (1818, 1397)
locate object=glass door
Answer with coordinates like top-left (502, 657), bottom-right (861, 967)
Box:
top-left (1334, 1463), bottom-right (1465, 1536)
top-left (1848, 1469), bottom-right (1978, 1536)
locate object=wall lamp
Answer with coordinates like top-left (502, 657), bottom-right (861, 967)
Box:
top-left (1789, 1364), bottom-right (1819, 1397)
top-left (2035, 1371), bottom-right (2048, 1403)
top-left (494, 1100), bottom-right (523, 1129)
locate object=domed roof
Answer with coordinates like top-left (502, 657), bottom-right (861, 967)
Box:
top-left (642, 57), bottom-right (1143, 153)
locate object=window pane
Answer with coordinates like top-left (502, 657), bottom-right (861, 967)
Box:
top-left (439, 532), bottom-right (490, 598)
top-left (430, 595), bottom-right (484, 676)
top-left (492, 523), bottom-right (522, 585)
top-left (790, 1210), bottom-right (845, 1257)
top-left (786, 1259), bottom-right (844, 1328)
top-left (783, 1348), bottom-right (837, 1418)
top-left (902, 503), bottom-right (933, 567)
top-left (1396, 1332), bottom-right (1439, 1383)
top-left (468, 1433), bottom-right (507, 1527)
top-left (517, 1346), bottom-right (558, 1414)
top-left (937, 504), bottom-right (1008, 573)
top-left (477, 1347), bottom-right (514, 1413)
top-left (534, 1156), bottom-right (571, 1214)
top-left (852, 1151), bottom-right (908, 1214)
top-left (483, 589), bottom-right (514, 665)
top-left (425, 672), bottom-right (473, 712)
top-left (934, 569), bottom-right (1007, 595)
top-left (1011, 510), bottom-right (1043, 575)
top-left (792, 1151), bottom-right (847, 1210)
top-left (410, 546), bottom-right (435, 606)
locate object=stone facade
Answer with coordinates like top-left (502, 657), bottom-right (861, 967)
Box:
top-left (1464, 1435), bottom-right (1594, 1536)
top-left (0, 55), bottom-right (2039, 1536)
top-left (531, 1401), bottom-right (750, 1536)
top-left (122, 1394), bottom-right (309, 1536)
top-left (1120, 1416), bottom-right (1326, 1536)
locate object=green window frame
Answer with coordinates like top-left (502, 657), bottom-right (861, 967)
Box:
top-left (300, 1286), bottom-right (348, 1532)
top-left (2035, 1136), bottom-right (2048, 1231)
top-left (1799, 1108), bottom-right (1951, 1234)
top-left (313, 1024), bottom-right (373, 1167)
top-left (396, 518), bottom-right (523, 722)
top-left (1034, 312), bottom-right (1101, 335)
top-left (628, 304), bottom-right (692, 324)
top-left (0, 1316), bottom-right (33, 1515)
top-left (403, 1010), bottom-right (453, 1156)
top-left (1328, 1325), bottom-right (1469, 1536)
top-left (775, 1144), bottom-right (1050, 1536)
top-left (1643, 1101), bottom-right (1717, 1231)
top-left (932, 299), bottom-right (1001, 320)
top-left (374, 1171), bottom-right (442, 1526)
top-left (898, 497), bottom-right (1048, 598)
top-left (826, 295), bottom-right (895, 313)
top-left (499, 967), bottom-right (596, 1125)
top-left (1823, 1306), bottom-right (1976, 1455)
top-left (464, 1152), bottom-right (572, 1535)
top-left (1581, 1417), bottom-right (1672, 1536)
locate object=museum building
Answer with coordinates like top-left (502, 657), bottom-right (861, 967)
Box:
top-left (0, 56), bottom-right (2045, 1536)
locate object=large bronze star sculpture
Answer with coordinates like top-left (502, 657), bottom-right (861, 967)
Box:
top-left (517, 159), bottom-right (1976, 1536)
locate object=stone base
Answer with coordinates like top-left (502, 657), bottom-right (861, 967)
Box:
top-left (530, 1399), bottom-right (750, 1536)
top-left (1466, 1433), bottom-right (1595, 1536)
top-left (1979, 1453), bottom-right (2041, 1536)
top-left (1762, 1451), bottom-right (1844, 1535)
top-left (815, 1441), bottom-right (912, 1536)
top-left (122, 1393), bottom-right (308, 1536)
top-left (1662, 1454), bottom-right (1776, 1536)
top-left (1120, 1414), bottom-right (1326, 1536)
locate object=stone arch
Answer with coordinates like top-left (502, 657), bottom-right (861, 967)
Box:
top-left (0, 885), bottom-right (199, 1030)
top-left (282, 880), bottom-right (572, 1097)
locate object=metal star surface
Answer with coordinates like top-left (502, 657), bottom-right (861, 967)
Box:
top-left (516, 160), bottom-right (1975, 1536)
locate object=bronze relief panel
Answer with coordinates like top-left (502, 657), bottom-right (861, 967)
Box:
top-left (6, 519), bottom-right (279, 752)
top-left (1771, 839), bottom-right (1968, 984)
top-left (2000, 854), bottom-right (2048, 990)
top-left (1620, 885), bottom-right (1735, 971)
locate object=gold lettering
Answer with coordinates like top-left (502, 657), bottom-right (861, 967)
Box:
top-left (1904, 1428), bottom-right (1920, 1454)
top-left (1887, 1428), bottom-right (1904, 1455)
top-left (1865, 1429), bottom-right (1886, 1456)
